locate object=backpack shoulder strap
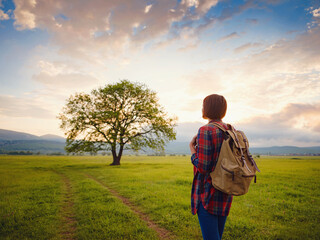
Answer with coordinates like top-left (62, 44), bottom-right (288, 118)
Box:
top-left (208, 122), bottom-right (229, 132)
top-left (238, 130), bottom-right (261, 173)
top-left (208, 122), bottom-right (231, 141)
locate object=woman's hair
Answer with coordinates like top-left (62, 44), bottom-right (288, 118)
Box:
top-left (202, 94), bottom-right (227, 120)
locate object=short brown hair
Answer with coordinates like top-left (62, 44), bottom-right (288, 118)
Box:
top-left (202, 94), bottom-right (227, 120)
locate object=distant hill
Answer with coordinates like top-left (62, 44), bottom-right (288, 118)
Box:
top-left (0, 129), bottom-right (40, 141)
top-left (0, 129), bottom-right (319, 155)
top-left (250, 146), bottom-right (320, 155)
top-left (164, 142), bottom-right (320, 155)
top-left (0, 129), bottom-right (66, 154)
top-left (39, 134), bottom-right (65, 142)
top-left (0, 129), bottom-right (65, 142)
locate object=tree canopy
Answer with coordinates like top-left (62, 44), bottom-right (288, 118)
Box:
top-left (59, 80), bottom-right (177, 165)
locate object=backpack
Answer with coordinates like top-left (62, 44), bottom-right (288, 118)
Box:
top-left (209, 122), bottom-right (260, 196)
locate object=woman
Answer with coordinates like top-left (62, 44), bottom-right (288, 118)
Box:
top-left (189, 94), bottom-right (233, 240)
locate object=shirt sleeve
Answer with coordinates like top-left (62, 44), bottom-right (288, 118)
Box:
top-left (191, 126), bottom-right (215, 174)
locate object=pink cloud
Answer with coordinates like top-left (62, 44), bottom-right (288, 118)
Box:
top-left (12, 0), bottom-right (219, 59)
top-left (236, 102), bottom-right (320, 147)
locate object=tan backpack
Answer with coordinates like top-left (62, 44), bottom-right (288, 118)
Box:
top-left (209, 123), bottom-right (260, 196)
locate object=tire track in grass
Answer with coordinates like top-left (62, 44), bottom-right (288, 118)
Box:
top-left (53, 170), bottom-right (77, 240)
top-left (84, 173), bottom-right (174, 240)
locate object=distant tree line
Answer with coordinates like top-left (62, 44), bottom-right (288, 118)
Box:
top-left (0, 150), bottom-right (34, 155)
top-left (0, 150), bottom-right (65, 155)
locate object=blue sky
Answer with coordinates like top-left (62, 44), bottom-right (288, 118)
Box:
top-left (0, 0), bottom-right (320, 147)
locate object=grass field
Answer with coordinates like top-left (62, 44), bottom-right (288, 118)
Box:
top-left (0, 155), bottom-right (319, 240)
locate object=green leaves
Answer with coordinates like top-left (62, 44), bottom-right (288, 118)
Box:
top-left (58, 80), bottom-right (177, 164)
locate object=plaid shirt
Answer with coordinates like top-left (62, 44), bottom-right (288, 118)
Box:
top-left (191, 120), bottom-right (233, 216)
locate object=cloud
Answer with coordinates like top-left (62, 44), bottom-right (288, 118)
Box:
top-left (177, 102), bottom-right (320, 147)
top-left (9, 0), bottom-right (292, 66)
top-left (233, 42), bottom-right (263, 53)
top-left (32, 60), bottom-right (100, 90)
top-left (0, 9), bottom-right (9, 20)
top-left (176, 28), bottom-right (320, 123)
top-left (190, 0), bottom-right (260, 36)
top-left (243, 29), bottom-right (320, 74)
top-left (0, 95), bottom-right (55, 118)
top-left (195, 0), bottom-right (219, 13)
top-left (307, 5), bottom-right (320, 29)
top-left (242, 102), bottom-right (320, 130)
top-left (217, 32), bottom-right (240, 42)
top-left (236, 102), bottom-right (320, 147)
top-left (144, 4), bottom-right (152, 14)
top-left (13, 0), bottom-right (36, 29)
top-left (223, 29), bottom-right (320, 112)
top-left (312, 8), bottom-right (320, 17)
top-left (11, 0), bottom-right (272, 60)
top-left (11, 0), bottom-right (219, 59)
top-left (313, 124), bottom-right (320, 132)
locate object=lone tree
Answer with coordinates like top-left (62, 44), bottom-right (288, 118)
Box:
top-left (58, 80), bottom-right (176, 165)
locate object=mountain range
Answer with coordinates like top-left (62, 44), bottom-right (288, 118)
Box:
top-left (0, 129), bottom-right (66, 154)
top-left (0, 129), bottom-right (65, 142)
top-left (0, 129), bottom-right (319, 155)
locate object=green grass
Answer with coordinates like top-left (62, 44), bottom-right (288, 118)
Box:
top-left (0, 166), bottom-right (62, 239)
top-left (0, 155), bottom-right (319, 239)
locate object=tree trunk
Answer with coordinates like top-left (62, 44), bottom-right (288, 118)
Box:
top-left (110, 144), bottom-right (125, 165)
top-left (110, 147), bottom-right (120, 165)
top-left (110, 156), bottom-right (120, 165)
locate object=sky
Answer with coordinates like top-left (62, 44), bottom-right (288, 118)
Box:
top-left (0, 0), bottom-right (320, 147)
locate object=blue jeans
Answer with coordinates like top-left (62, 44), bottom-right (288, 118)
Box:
top-left (197, 202), bottom-right (227, 240)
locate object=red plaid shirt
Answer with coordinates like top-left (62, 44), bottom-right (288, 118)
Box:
top-left (191, 120), bottom-right (233, 216)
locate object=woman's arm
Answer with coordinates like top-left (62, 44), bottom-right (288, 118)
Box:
top-left (190, 127), bottom-right (214, 174)
top-left (189, 135), bottom-right (197, 154)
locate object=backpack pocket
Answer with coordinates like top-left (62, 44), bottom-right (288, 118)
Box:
top-left (217, 163), bottom-right (256, 195)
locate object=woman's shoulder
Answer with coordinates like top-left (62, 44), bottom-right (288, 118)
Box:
top-left (205, 121), bottom-right (228, 129)
top-left (198, 124), bottom-right (212, 132)
top-left (198, 121), bottom-right (228, 133)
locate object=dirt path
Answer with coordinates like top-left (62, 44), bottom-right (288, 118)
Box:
top-left (84, 173), bottom-right (174, 240)
top-left (53, 170), bottom-right (77, 240)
